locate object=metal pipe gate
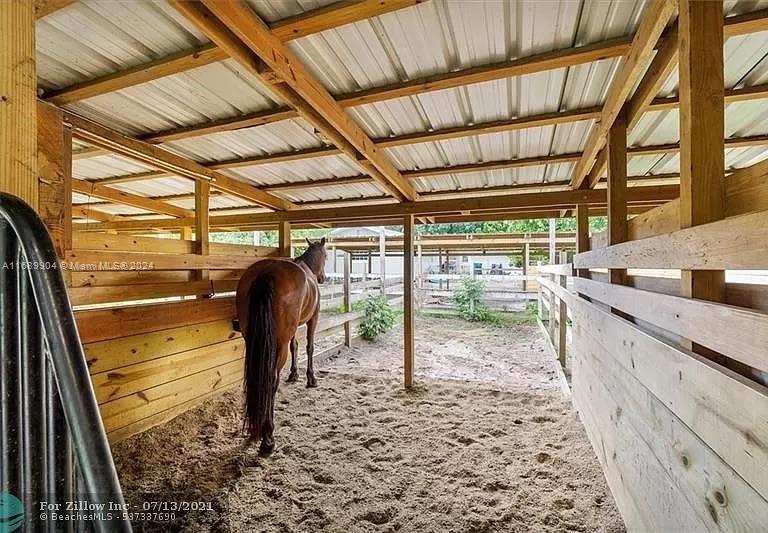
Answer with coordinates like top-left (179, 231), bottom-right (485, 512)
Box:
top-left (0, 193), bottom-right (131, 533)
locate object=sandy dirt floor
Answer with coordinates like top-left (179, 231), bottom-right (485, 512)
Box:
top-left (113, 316), bottom-right (624, 532)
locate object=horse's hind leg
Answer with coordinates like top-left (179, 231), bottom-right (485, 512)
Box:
top-left (306, 313), bottom-right (319, 388)
top-left (286, 336), bottom-right (299, 382)
top-left (259, 370), bottom-right (279, 455)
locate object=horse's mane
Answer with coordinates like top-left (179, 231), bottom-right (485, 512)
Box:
top-left (295, 243), bottom-right (324, 270)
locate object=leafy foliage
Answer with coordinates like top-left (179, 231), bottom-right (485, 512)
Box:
top-left (336, 299), bottom-right (366, 314)
top-left (359, 295), bottom-right (397, 341)
top-left (414, 216), bottom-right (607, 235)
top-left (452, 276), bottom-right (499, 323)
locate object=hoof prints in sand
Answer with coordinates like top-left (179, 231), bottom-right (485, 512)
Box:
top-left (113, 373), bottom-right (624, 532)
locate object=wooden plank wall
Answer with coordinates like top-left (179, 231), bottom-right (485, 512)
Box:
top-left (537, 161), bottom-right (768, 527)
top-left (68, 233), bottom-right (275, 442)
top-left (69, 233), bottom-right (390, 442)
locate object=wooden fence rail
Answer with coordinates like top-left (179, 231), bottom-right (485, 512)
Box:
top-left (67, 236), bottom-right (377, 443)
top-left (536, 203), bottom-right (768, 530)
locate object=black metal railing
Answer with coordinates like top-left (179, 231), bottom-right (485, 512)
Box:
top-left (0, 193), bottom-right (131, 533)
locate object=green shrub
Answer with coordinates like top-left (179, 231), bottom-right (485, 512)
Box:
top-left (359, 295), bottom-right (397, 340)
top-left (452, 276), bottom-right (498, 323)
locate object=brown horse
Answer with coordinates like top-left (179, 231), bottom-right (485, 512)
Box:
top-left (235, 237), bottom-right (327, 454)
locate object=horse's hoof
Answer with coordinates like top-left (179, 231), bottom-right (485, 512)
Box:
top-left (259, 440), bottom-right (275, 456)
top-left (306, 379), bottom-right (318, 388)
top-left (286, 372), bottom-right (299, 383)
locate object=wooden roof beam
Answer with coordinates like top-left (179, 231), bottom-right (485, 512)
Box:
top-left (64, 111), bottom-right (294, 211)
top-left (72, 205), bottom-right (121, 222)
top-left (570, 0), bottom-right (676, 189)
top-left (87, 131), bottom-right (768, 193)
top-left (44, 0), bottom-right (422, 105)
top-left (77, 38), bottom-right (631, 152)
top-left (172, 0), bottom-right (417, 202)
top-left (80, 106), bottom-right (601, 179)
top-left (581, 8), bottom-right (768, 188)
top-left (35, 0), bottom-right (77, 18)
top-left (72, 78), bottom-right (768, 164)
top-left (80, 184), bottom-right (679, 231)
top-left (66, 8), bottom-right (768, 160)
top-left (72, 179), bottom-right (193, 218)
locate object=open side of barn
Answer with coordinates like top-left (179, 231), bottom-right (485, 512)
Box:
top-left (1, 0), bottom-right (768, 531)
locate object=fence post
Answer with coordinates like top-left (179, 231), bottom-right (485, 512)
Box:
top-left (343, 252), bottom-right (351, 347)
top-left (537, 278), bottom-right (544, 321)
top-left (379, 228), bottom-right (386, 295)
top-left (522, 242), bottom-right (529, 292)
top-left (557, 272), bottom-right (568, 368)
top-left (548, 273), bottom-right (557, 342)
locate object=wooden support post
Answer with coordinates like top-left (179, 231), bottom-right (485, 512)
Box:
top-left (445, 250), bottom-right (450, 291)
top-left (403, 214), bottom-right (415, 389)
top-left (607, 109), bottom-right (628, 287)
top-left (195, 179), bottom-right (210, 287)
top-left (417, 243), bottom-right (423, 289)
top-left (678, 0), bottom-right (725, 351)
top-left (180, 227), bottom-right (192, 240)
top-left (437, 247), bottom-right (443, 290)
top-left (522, 242), bottom-right (530, 292)
top-left (575, 204), bottom-right (590, 278)
top-left (379, 228), bottom-right (386, 295)
top-left (278, 221), bottom-right (292, 258)
top-left (548, 219), bottom-right (556, 264)
top-left (343, 251), bottom-right (352, 348)
top-left (37, 101), bottom-right (71, 256)
top-left (0, 1), bottom-right (37, 208)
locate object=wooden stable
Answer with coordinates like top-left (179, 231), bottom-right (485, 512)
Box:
top-left (2, 0), bottom-right (768, 529)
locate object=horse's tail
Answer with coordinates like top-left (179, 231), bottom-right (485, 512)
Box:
top-left (243, 275), bottom-right (277, 439)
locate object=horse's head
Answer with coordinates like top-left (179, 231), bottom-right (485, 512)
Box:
top-left (304, 237), bottom-right (327, 284)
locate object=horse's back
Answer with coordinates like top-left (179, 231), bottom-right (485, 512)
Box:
top-left (236, 259), bottom-right (318, 334)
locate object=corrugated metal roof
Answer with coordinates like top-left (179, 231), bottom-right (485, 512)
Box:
top-left (73, 154), bottom-right (156, 179)
top-left (63, 59), bottom-right (281, 138)
top-left (166, 117), bottom-right (325, 163)
top-left (37, 0), bottom-right (210, 91)
top-left (36, 0), bottom-right (768, 209)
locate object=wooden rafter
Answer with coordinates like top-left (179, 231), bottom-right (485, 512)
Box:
top-left (45, 45), bottom-right (228, 106)
top-left (649, 83), bottom-right (768, 111)
top-left (570, 0), bottom-right (676, 189)
top-left (67, 7), bottom-right (768, 162)
top-left (73, 38), bottom-right (630, 157)
top-left (72, 77), bottom-right (768, 164)
top-left (582, 8), bottom-right (768, 188)
top-left (44, 0), bottom-right (422, 105)
top-left (403, 153), bottom-right (582, 179)
top-left (172, 0), bottom-right (417, 202)
top-left (376, 107), bottom-right (602, 148)
top-left (35, 0), bottom-right (77, 19)
top-left (79, 184), bottom-right (679, 231)
top-left (63, 111), bottom-right (294, 211)
top-left (72, 205), bottom-right (121, 222)
top-left (72, 179), bottom-right (194, 218)
top-left (80, 105), bottom-right (601, 176)
top-left (86, 131), bottom-right (768, 195)
top-left (333, 38), bottom-right (631, 108)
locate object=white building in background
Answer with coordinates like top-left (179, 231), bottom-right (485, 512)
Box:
top-left (324, 227), bottom-right (517, 277)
